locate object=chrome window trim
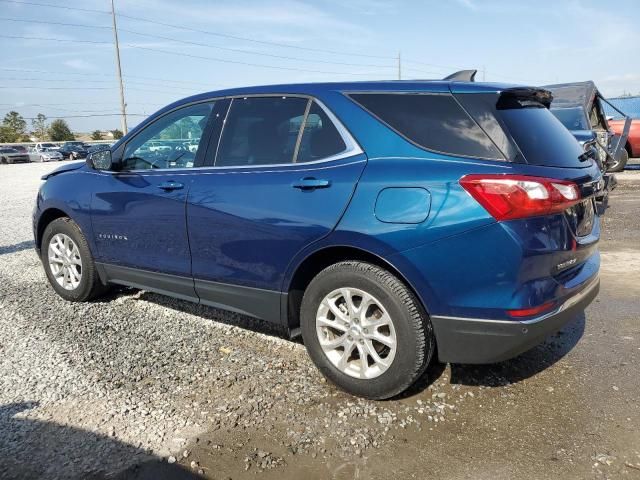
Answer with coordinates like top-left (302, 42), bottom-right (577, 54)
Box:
top-left (118, 93), bottom-right (363, 174)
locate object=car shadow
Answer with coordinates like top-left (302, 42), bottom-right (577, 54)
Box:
top-left (0, 402), bottom-right (204, 480)
top-left (449, 313), bottom-right (586, 387)
top-left (136, 289), bottom-right (292, 341)
top-left (0, 240), bottom-right (34, 256)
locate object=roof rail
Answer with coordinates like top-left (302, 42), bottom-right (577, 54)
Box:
top-left (443, 70), bottom-right (477, 82)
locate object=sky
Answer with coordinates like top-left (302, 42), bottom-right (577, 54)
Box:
top-left (0, 0), bottom-right (639, 132)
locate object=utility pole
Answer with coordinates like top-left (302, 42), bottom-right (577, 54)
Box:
top-left (111, 0), bottom-right (127, 134)
top-left (397, 51), bottom-right (402, 80)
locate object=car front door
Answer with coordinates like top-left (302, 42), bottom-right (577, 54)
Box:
top-left (187, 95), bottom-right (367, 322)
top-left (90, 101), bottom-right (217, 298)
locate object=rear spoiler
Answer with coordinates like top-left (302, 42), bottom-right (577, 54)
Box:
top-left (443, 70), bottom-right (477, 82)
top-left (497, 87), bottom-right (554, 109)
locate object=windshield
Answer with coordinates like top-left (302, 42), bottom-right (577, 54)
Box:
top-left (550, 107), bottom-right (589, 131)
top-left (42, 143), bottom-right (55, 147)
top-left (0, 148), bottom-right (17, 153)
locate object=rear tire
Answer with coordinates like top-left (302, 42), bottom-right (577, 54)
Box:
top-left (608, 148), bottom-right (628, 173)
top-left (301, 261), bottom-right (434, 399)
top-left (41, 217), bottom-right (107, 302)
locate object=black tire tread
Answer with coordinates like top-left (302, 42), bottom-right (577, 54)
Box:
top-left (302, 260), bottom-right (434, 400)
top-left (41, 217), bottom-right (107, 302)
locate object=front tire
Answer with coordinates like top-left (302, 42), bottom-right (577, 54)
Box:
top-left (41, 217), bottom-right (107, 302)
top-left (301, 261), bottom-right (434, 399)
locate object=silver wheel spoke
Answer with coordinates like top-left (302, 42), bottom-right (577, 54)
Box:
top-left (319, 333), bottom-right (347, 350)
top-left (337, 342), bottom-right (355, 371)
top-left (48, 233), bottom-right (83, 291)
top-left (315, 286), bottom-right (397, 380)
top-left (317, 316), bottom-right (348, 332)
top-left (366, 332), bottom-right (395, 349)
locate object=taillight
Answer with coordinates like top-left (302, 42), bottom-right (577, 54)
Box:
top-left (459, 174), bottom-right (581, 221)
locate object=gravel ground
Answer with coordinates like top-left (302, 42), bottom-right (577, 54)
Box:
top-left (0, 161), bottom-right (639, 480)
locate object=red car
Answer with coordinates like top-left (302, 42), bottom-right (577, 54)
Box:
top-left (609, 118), bottom-right (639, 162)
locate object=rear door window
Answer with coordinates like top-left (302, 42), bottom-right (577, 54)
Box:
top-left (296, 101), bottom-right (347, 162)
top-left (348, 92), bottom-right (504, 160)
top-left (215, 96), bottom-right (309, 167)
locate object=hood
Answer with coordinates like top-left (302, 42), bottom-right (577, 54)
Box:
top-left (41, 161), bottom-right (85, 180)
top-left (544, 81), bottom-right (599, 110)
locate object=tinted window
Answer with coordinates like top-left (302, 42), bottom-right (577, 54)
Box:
top-left (296, 101), bottom-right (346, 162)
top-left (551, 107), bottom-right (589, 131)
top-left (496, 98), bottom-right (586, 168)
top-left (122, 102), bottom-right (213, 170)
top-left (457, 92), bottom-right (588, 168)
top-left (349, 93), bottom-right (503, 159)
top-left (216, 96), bottom-right (309, 167)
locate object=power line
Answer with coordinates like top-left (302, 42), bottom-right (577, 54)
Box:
top-left (0, 0), bottom-right (397, 60)
top-left (0, 33), bottom-right (110, 45)
top-left (19, 113), bottom-right (147, 119)
top-left (126, 45), bottom-right (384, 76)
top-left (0, 67), bottom-right (225, 88)
top-left (0, 34), bottom-right (388, 77)
top-left (0, 17), bottom-right (394, 69)
top-left (0, 16), bottom-right (110, 29)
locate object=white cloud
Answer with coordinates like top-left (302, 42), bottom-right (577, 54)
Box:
top-left (454, 0), bottom-right (479, 11)
top-left (64, 59), bottom-right (96, 71)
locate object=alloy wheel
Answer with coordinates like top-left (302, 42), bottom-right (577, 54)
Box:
top-left (48, 233), bottom-right (83, 290)
top-left (316, 287), bottom-right (397, 379)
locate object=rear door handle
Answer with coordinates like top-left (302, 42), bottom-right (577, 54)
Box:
top-left (292, 177), bottom-right (331, 190)
top-left (158, 181), bottom-right (184, 191)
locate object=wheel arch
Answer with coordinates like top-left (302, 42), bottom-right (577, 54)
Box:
top-left (36, 207), bottom-right (71, 250)
top-left (284, 245), bottom-right (429, 331)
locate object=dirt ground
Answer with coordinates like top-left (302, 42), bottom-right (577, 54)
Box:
top-left (0, 162), bottom-right (639, 480)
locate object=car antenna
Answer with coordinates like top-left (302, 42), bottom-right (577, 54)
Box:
top-left (443, 70), bottom-right (477, 82)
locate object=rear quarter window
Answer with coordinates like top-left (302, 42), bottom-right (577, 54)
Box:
top-left (348, 92), bottom-right (504, 160)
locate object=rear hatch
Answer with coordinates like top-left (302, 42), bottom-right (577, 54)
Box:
top-left (454, 87), bottom-right (601, 239)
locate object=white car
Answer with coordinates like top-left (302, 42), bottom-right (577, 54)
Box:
top-left (37, 148), bottom-right (63, 162)
top-left (35, 142), bottom-right (59, 152)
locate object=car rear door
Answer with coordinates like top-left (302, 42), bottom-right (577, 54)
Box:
top-left (186, 95), bottom-right (366, 322)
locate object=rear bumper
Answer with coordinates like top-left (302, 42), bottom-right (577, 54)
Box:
top-left (431, 276), bottom-right (599, 364)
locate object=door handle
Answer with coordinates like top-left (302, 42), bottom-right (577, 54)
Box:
top-left (292, 177), bottom-right (331, 190)
top-left (158, 181), bottom-right (184, 191)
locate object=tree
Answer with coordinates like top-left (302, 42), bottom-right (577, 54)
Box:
top-left (110, 129), bottom-right (123, 139)
top-left (91, 130), bottom-right (103, 140)
top-left (49, 119), bottom-right (75, 141)
top-left (32, 113), bottom-right (48, 141)
top-left (1, 111), bottom-right (27, 142)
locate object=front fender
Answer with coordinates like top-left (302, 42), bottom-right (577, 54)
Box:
top-left (35, 169), bottom-right (96, 255)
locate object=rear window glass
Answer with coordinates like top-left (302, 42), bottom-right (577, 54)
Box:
top-left (456, 92), bottom-right (588, 168)
top-left (349, 93), bottom-right (503, 160)
top-left (551, 107), bottom-right (589, 131)
top-left (296, 102), bottom-right (346, 162)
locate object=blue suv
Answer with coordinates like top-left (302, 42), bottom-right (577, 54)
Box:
top-left (34, 80), bottom-right (601, 399)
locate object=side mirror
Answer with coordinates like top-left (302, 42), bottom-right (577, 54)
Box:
top-left (88, 149), bottom-right (113, 170)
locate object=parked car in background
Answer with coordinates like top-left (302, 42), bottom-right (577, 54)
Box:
top-left (0, 147), bottom-right (30, 164)
top-left (58, 143), bottom-right (88, 160)
top-left (8, 145), bottom-right (29, 154)
top-left (608, 118), bottom-right (640, 161)
top-left (546, 81), bottom-right (631, 176)
top-left (35, 142), bottom-right (59, 152)
top-left (34, 78), bottom-right (602, 399)
top-left (86, 143), bottom-right (112, 153)
top-left (36, 148), bottom-right (63, 162)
